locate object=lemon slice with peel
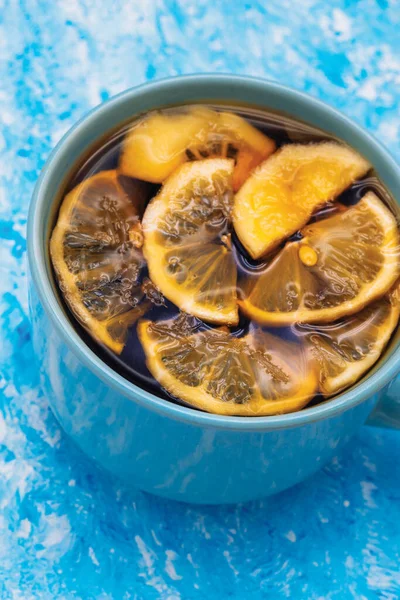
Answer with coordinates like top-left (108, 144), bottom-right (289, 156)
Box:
top-left (240, 192), bottom-right (400, 326)
top-left (233, 141), bottom-right (370, 258)
top-left (119, 106), bottom-right (275, 191)
top-left (142, 158), bottom-right (239, 325)
top-left (297, 288), bottom-right (399, 396)
top-left (50, 170), bottom-right (148, 353)
top-left (138, 315), bottom-right (317, 416)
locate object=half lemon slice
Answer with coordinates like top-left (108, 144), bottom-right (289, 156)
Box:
top-left (297, 288), bottom-right (399, 396)
top-left (142, 158), bottom-right (239, 325)
top-left (240, 192), bottom-right (400, 325)
top-left (138, 315), bottom-right (317, 416)
top-left (50, 170), bottom-right (148, 353)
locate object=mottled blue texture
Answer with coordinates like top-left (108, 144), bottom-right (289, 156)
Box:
top-left (1, 1), bottom-right (400, 598)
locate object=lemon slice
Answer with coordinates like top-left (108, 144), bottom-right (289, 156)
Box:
top-left (142, 158), bottom-right (239, 325)
top-left (233, 141), bottom-right (371, 258)
top-left (138, 316), bottom-right (317, 416)
top-left (50, 170), bottom-right (148, 353)
top-left (241, 192), bottom-right (400, 325)
top-left (297, 290), bottom-right (399, 396)
top-left (119, 106), bottom-right (275, 191)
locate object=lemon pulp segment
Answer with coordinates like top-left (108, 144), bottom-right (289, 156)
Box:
top-left (119, 106), bottom-right (276, 191)
top-left (297, 291), bottom-right (399, 396)
top-left (50, 170), bottom-right (148, 353)
top-left (233, 141), bottom-right (370, 259)
top-left (138, 316), bottom-right (317, 416)
top-left (142, 159), bottom-right (239, 325)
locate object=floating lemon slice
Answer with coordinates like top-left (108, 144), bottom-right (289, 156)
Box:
top-left (119, 106), bottom-right (275, 191)
top-left (142, 158), bottom-right (239, 325)
top-left (233, 141), bottom-right (370, 258)
top-left (138, 315), bottom-right (317, 416)
top-left (297, 288), bottom-right (399, 396)
top-left (50, 170), bottom-right (148, 353)
top-left (241, 192), bottom-right (400, 325)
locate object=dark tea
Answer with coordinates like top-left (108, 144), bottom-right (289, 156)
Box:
top-left (50, 104), bottom-right (400, 416)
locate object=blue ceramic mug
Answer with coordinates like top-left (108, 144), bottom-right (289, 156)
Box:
top-left (27, 75), bottom-right (400, 504)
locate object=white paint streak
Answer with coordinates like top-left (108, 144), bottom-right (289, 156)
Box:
top-left (42, 516), bottom-right (71, 546)
top-left (17, 519), bottom-right (31, 539)
top-left (367, 563), bottom-right (400, 593)
top-left (194, 515), bottom-right (211, 540)
top-left (36, 513), bottom-right (73, 560)
top-left (378, 120), bottom-right (400, 144)
top-left (151, 529), bottom-right (162, 547)
top-left (0, 413), bottom-right (7, 443)
top-left (89, 547), bottom-right (100, 567)
top-left (135, 535), bottom-right (176, 596)
top-left (318, 512), bottom-right (329, 524)
top-left (187, 553), bottom-right (199, 570)
top-left (357, 79), bottom-right (378, 101)
top-left (361, 481), bottom-right (378, 509)
top-left (165, 550), bottom-right (182, 581)
top-left (223, 550), bottom-right (239, 576)
top-left (332, 9), bottom-right (352, 41)
top-left (285, 530), bottom-right (297, 543)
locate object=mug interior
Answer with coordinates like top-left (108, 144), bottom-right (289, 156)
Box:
top-left (28, 74), bottom-right (400, 430)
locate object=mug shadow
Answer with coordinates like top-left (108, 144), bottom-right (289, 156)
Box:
top-left (46, 416), bottom-right (400, 598)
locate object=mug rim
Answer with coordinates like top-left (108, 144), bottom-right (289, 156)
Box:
top-left (27, 73), bottom-right (400, 431)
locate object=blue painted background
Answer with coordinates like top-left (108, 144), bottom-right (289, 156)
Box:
top-left (1, 1), bottom-right (400, 598)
